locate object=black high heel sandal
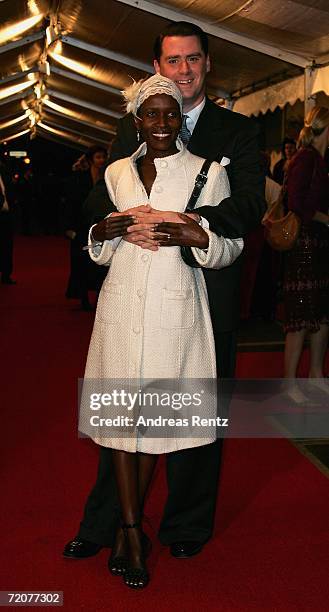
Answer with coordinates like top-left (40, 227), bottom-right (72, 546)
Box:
top-left (108, 526), bottom-right (128, 576)
top-left (121, 522), bottom-right (151, 589)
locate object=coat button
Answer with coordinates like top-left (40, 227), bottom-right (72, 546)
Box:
top-left (142, 254), bottom-right (149, 262)
top-left (137, 289), bottom-right (143, 298)
top-left (160, 160), bottom-right (168, 168)
top-left (133, 327), bottom-right (141, 334)
top-left (154, 184), bottom-right (163, 193)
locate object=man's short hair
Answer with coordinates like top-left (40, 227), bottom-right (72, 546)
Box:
top-left (153, 21), bottom-right (209, 62)
top-left (281, 137), bottom-right (296, 156)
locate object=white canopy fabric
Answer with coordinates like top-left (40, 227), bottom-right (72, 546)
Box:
top-left (0, 0), bottom-right (329, 147)
top-left (234, 65), bottom-right (329, 117)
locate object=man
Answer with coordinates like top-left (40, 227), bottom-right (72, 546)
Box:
top-left (272, 137), bottom-right (297, 185)
top-left (64, 21), bottom-right (265, 561)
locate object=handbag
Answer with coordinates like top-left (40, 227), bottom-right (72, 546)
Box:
top-left (262, 181), bottom-right (301, 251)
top-left (180, 159), bottom-right (212, 268)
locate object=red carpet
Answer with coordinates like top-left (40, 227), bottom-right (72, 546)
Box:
top-left (1, 236), bottom-right (329, 611)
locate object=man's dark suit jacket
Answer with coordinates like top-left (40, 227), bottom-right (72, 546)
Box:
top-left (109, 98), bottom-right (265, 335)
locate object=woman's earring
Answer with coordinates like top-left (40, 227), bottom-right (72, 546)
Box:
top-left (137, 131), bottom-right (140, 142)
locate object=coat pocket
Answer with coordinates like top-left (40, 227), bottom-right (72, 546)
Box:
top-left (96, 282), bottom-right (122, 324)
top-left (161, 288), bottom-right (194, 329)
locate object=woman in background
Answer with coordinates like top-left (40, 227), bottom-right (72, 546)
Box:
top-left (283, 106), bottom-right (329, 402)
top-left (64, 145), bottom-right (108, 310)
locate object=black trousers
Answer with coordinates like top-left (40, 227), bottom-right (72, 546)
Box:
top-left (78, 330), bottom-right (237, 546)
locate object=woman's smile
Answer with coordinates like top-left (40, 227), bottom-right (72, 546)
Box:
top-left (136, 93), bottom-right (181, 158)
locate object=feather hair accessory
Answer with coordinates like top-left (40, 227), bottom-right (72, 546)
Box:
top-left (122, 74), bottom-right (183, 116)
top-left (122, 78), bottom-right (145, 116)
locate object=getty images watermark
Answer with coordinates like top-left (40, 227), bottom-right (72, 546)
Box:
top-left (78, 378), bottom-right (228, 440)
top-left (78, 378), bottom-right (329, 440)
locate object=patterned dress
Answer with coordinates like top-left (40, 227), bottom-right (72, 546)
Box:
top-left (283, 146), bottom-right (329, 332)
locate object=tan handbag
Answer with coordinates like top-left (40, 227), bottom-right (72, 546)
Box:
top-left (262, 184), bottom-right (301, 251)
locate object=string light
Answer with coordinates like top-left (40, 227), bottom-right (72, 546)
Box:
top-left (0, 80), bottom-right (35, 101)
top-left (0, 115), bottom-right (27, 130)
top-left (0, 129), bottom-right (30, 143)
top-left (0, 14), bottom-right (43, 45)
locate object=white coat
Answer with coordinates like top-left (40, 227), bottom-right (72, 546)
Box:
top-left (79, 142), bottom-right (243, 453)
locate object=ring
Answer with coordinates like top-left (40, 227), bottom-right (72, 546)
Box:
top-left (166, 234), bottom-right (170, 240)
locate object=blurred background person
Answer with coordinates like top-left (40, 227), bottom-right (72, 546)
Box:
top-left (15, 167), bottom-right (38, 236)
top-left (0, 159), bottom-right (16, 285)
top-left (240, 152), bottom-right (281, 322)
top-left (283, 106), bottom-right (329, 402)
top-left (38, 168), bottom-right (62, 236)
top-left (63, 145), bottom-right (108, 311)
top-left (273, 137), bottom-right (297, 186)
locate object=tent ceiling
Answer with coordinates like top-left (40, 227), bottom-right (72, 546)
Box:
top-left (1, 0), bottom-right (329, 149)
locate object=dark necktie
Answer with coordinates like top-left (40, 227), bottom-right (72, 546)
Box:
top-left (180, 114), bottom-right (191, 145)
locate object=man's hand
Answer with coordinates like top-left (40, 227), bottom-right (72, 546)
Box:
top-left (91, 213), bottom-right (136, 242)
top-left (123, 206), bottom-right (165, 251)
top-left (91, 204), bottom-right (156, 242)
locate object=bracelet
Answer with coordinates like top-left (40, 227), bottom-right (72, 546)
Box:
top-left (82, 227), bottom-right (103, 251)
top-left (90, 227), bottom-right (97, 242)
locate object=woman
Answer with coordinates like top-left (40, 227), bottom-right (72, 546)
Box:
top-left (79, 75), bottom-right (243, 588)
top-left (64, 145), bottom-right (108, 310)
top-left (283, 106), bottom-right (329, 403)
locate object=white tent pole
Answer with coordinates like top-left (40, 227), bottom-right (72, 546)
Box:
top-left (44, 106), bottom-right (116, 134)
top-left (47, 89), bottom-right (123, 118)
top-left (61, 36), bottom-right (153, 73)
top-left (0, 68), bottom-right (38, 85)
top-left (0, 32), bottom-right (44, 54)
top-left (37, 126), bottom-right (92, 148)
top-left (304, 66), bottom-right (316, 118)
top-left (50, 66), bottom-right (122, 96)
top-left (39, 119), bottom-right (110, 144)
top-left (0, 88), bottom-right (34, 106)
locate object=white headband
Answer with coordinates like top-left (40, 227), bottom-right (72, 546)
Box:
top-left (122, 74), bottom-right (183, 116)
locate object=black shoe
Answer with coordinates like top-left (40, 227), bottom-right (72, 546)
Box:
top-left (170, 541), bottom-right (203, 558)
top-left (1, 277), bottom-right (16, 285)
top-left (63, 537), bottom-right (103, 559)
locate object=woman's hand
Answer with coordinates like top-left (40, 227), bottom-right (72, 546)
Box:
top-left (148, 208), bottom-right (186, 224)
top-left (156, 214), bottom-right (209, 249)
